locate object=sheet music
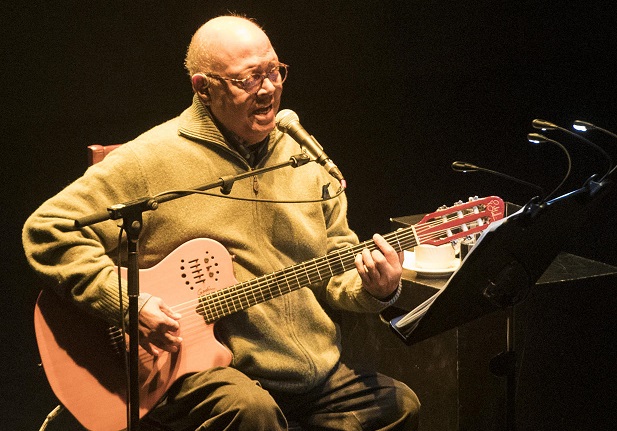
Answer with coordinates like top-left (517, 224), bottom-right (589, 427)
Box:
top-left (390, 210), bottom-right (519, 339)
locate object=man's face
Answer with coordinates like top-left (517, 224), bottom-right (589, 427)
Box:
top-left (206, 34), bottom-right (283, 145)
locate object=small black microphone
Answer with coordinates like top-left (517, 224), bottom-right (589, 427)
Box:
top-left (276, 109), bottom-right (345, 184)
top-left (573, 120), bottom-right (617, 139)
top-left (451, 161), bottom-right (481, 172)
top-left (451, 161), bottom-right (545, 197)
top-left (527, 133), bottom-right (572, 201)
top-left (533, 118), bottom-right (613, 179)
top-left (573, 120), bottom-right (617, 178)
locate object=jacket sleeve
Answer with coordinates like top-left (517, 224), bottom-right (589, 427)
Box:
top-left (314, 186), bottom-right (401, 313)
top-left (22, 146), bottom-right (150, 326)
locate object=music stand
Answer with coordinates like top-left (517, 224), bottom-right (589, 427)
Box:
top-left (386, 174), bottom-right (614, 431)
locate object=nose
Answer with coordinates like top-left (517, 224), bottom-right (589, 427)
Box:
top-left (257, 75), bottom-right (277, 95)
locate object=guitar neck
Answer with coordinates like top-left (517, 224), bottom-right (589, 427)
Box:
top-left (198, 226), bottom-right (417, 322)
top-left (198, 195), bottom-right (505, 323)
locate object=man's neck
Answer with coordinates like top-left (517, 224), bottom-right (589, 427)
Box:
top-left (206, 106), bottom-right (269, 166)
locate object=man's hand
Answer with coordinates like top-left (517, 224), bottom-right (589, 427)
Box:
top-left (138, 296), bottom-right (182, 356)
top-left (355, 233), bottom-right (403, 300)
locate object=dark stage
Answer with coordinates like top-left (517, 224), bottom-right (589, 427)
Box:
top-left (2, 1), bottom-right (616, 430)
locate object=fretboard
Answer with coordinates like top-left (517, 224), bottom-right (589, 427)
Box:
top-left (197, 226), bottom-right (418, 322)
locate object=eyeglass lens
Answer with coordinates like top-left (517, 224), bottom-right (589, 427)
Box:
top-left (245, 65), bottom-right (287, 93)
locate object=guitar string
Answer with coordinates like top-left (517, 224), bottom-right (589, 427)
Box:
top-left (128, 207), bottom-right (498, 361)
top-left (167, 211), bottom-right (492, 322)
top-left (172, 232), bottom-right (484, 325)
top-left (130, 217), bottom-right (489, 363)
top-left (165, 209), bottom-right (492, 320)
top-left (144, 200), bottom-right (500, 326)
top-left (175, 227), bottom-right (414, 318)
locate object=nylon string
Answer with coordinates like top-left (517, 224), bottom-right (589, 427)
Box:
top-left (112, 209), bottom-right (489, 364)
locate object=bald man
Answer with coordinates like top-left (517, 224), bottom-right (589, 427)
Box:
top-left (23, 15), bottom-right (420, 430)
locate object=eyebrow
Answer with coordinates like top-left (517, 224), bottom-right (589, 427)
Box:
top-left (233, 58), bottom-right (279, 75)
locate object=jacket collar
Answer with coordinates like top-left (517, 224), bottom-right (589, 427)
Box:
top-left (178, 94), bottom-right (283, 156)
top-left (178, 94), bottom-right (228, 147)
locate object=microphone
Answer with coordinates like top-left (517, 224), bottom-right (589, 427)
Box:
top-left (450, 161), bottom-right (480, 172)
top-left (573, 120), bottom-right (617, 139)
top-left (573, 120), bottom-right (617, 178)
top-left (527, 133), bottom-right (572, 202)
top-left (275, 109), bottom-right (345, 184)
top-left (532, 118), bottom-right (612, 179)
top-left (451, 161), bottom-right (545, 197)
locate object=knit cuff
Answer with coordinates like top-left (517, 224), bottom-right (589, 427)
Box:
top-left (358, 280), bottom-right (403, 312)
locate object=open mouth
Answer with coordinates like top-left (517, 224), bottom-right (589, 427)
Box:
top-left (253, 104), bottom-right (272, 116)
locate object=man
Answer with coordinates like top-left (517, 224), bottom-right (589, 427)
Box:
top-left (23, 15), bottom-right (420, 430)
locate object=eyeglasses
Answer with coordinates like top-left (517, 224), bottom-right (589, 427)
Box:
top-left (203, 63), bottom-right (289, 94)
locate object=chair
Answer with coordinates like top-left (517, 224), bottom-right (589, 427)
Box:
top-left (87, 143), bottom-right (122, 165)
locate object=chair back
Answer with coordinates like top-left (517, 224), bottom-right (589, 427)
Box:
top-left (87, 144), bottom-right (122, 165)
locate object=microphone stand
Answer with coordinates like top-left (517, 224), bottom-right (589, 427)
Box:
top-left (73, 153), bottom-right (311, 431)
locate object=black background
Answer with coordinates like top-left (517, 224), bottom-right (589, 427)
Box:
top-left (2, 1), bottom-right (616, 429)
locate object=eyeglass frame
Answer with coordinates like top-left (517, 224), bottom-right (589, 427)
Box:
top-left (200, 63), bottom-right (289, 94)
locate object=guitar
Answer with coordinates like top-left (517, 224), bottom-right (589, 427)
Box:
top-left (34, 196), bottom-right (504, 430)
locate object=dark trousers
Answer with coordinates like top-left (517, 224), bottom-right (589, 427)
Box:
top-left (146, 361), bottom-right (420, 431)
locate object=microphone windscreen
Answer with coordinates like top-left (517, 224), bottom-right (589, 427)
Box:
top-left (276, 109), bottom-right (299, 130)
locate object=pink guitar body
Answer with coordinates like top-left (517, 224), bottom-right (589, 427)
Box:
top-left (34, 238), bottom-right (235, 431)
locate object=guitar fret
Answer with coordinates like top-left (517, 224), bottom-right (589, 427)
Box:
top-left (209, 291), bottom-right (222, 321)
top-left (250, 280), bottom-right (259, 306)
top-left (306, 261), bottom-right (314, 282)
top-left (225, 288), bottom-right (235, 315)
top-left (259, 278), bottom-right (267, 303)
top-left (231, 286), bottom-right (241, 312)
top-left (264, 273), bottom-right (275, 302)
top-left (311, 260), bottom-right (319, 281)
top-left (282, 271), bottom-right (293, 295)
top-left (277, 272), bottom-right (291, 295)
top-left (323, 256), bottom-right (334, 278)
top-left (333, 249), bottom-right (346, 275)
top-left (273, 272), bottom-right (284, 298)
top-left (200, 300), bottom-right (212, 322)
top-left (242, 282), bottom-right (251, 311)
top-left (219, 288), bottom-right (232, 317)
top-left (300, 264), bottom-right (311, 286)
top-left (394, 233), bottom-right (402, 252)
top-left (312, 258), bottom-right (322, 281)
top-left (219, 290), bottom-right (230, 316)
top-left (293, 267), bottom-right (302, 291)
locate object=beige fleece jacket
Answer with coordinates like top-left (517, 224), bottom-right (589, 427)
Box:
top-left (23, 96), bottom-right (398, 393)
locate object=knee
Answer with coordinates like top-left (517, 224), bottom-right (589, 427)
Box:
top-left (233, 388), bottom-right (285, 424)
top-left (396, 383), bottom-right (421, 430)
top-left (216, 383), bottom-right (287, 431)
top-left (166, 367), bottom-right (288, 431)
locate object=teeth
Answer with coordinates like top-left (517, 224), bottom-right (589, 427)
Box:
top-left (255, 106), bottom-right (271, 114)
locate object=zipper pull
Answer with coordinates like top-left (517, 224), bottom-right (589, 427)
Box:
top-left (252, 176), bottom-right (259, 194)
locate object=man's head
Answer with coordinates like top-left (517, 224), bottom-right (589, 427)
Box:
top-left (186, 16), bottom-right (285, 146)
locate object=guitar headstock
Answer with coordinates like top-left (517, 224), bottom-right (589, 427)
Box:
top-left (416, 196), bottom-right (505, 246)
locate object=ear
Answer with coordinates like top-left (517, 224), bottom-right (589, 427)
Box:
top-left (191, 74), bottom-right (211, 104)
